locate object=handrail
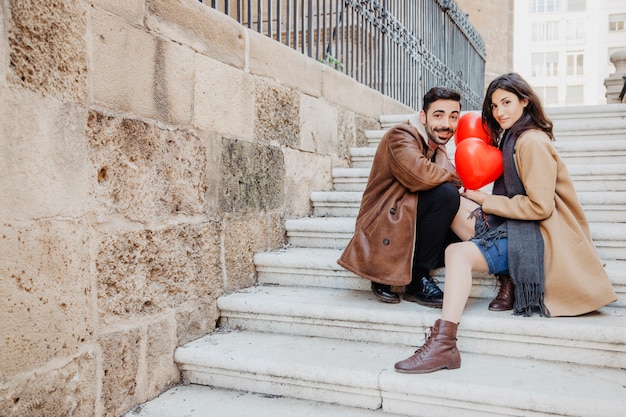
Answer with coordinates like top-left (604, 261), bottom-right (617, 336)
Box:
top-left (201, 0), bottom-right (486, 110)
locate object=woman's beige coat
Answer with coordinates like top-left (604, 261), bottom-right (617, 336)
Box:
top-left (482, 130), bottom-right (616, 316)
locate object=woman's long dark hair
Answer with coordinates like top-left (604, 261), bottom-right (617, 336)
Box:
top-left (481, 73), bottom-right (554, 145)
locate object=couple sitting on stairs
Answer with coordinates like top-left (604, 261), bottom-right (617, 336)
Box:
top-left (337, 73), bottom-right (617, 375)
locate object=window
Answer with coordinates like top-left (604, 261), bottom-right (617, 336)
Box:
top-left (531, 0), bottom-right (563, 13)
top-left (567, 51), bottom-right (584, 76)
top-left (532, 52), bottom-right (560, 77)
top-left (609, 14), bottom-right (625, 31)
top-left (566, 20), bottom-right (585, 41)
top-left (567, 0), bottom-right (585, 12)
top-left (566, 85), bottom-right (584, 104)
top-left (533, 21), bottom-right (560, 41)
top-left (537, 86), bottom-right (559, 106)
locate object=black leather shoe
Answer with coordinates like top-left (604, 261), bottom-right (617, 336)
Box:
top-left (371, 282), bottom-right (400, 304)
top-left (402, 276), bottom-right (444, 308)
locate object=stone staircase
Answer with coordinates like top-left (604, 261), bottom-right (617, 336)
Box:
top-left (129, 105), bottom-right (626, 417)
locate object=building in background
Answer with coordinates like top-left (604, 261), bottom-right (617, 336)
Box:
top-left (456, 0), bottom-right (515, 88)
top-left (514, 0), bottom-right (626, 106)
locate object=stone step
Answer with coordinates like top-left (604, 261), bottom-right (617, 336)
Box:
top-left (331, 164), bottom-right (626, 192)
top-left (215, 286), bottom-right (625, 369)
top-left (124, 384), bottom-right (405, 417)
top-left (254, 247), bottom-right (626, 307)
top-left (175, 327), bottom-right (626, 417)
top-left (310, 190), bottom-right (626, 222)
top-left (285, 217), bottom-right (626, 261)
top-left (351, 139), bottom-right (626, 167)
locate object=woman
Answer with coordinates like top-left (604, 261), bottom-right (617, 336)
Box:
top-left (394, 73), bottom-right (617, 374)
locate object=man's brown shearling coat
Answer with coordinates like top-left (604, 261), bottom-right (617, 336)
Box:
top-left (338, 122), bottom-right (460, 286)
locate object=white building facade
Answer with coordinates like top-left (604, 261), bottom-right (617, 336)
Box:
top-left (514, 0), bottom-right (626, 106)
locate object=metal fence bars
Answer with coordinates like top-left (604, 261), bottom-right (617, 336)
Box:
top-left (202, 0), bottom-right (486, 110)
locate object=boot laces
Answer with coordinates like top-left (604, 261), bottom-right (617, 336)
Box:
top-left (413, 326), bottom-right (436, 357)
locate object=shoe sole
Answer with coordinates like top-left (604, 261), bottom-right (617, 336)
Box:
top-left (401, 294), bottom-right (443, 308)
top-left (488, 306), bottom-right (513, 311)
top-left (373, 293), bottom-right (401, 304)
top-left (394, 362), bottom-right (461, 374)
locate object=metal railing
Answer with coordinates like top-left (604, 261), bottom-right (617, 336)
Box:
top-left (201, 0), bottom-right (486, 110)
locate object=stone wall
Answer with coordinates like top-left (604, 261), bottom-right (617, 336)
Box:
top-left (0, 1), bottom-right (412, 416)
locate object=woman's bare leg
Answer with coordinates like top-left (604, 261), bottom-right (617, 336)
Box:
top-left (441, 241), bottom-right (489, 324)
top-left (451, 196), bottom-right (480, 241)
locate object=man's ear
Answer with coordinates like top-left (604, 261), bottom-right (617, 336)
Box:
top-left (419, 110), bottom-right (427, 125)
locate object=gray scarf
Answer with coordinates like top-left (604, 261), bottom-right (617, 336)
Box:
top-left (493, 131), bottom-right (549, 317)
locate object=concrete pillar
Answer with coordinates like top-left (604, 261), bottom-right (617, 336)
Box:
top-left (605, 49), bottom-right (626, 104)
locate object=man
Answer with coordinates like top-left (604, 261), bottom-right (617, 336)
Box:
top-left (337, 87), bottom-right (463, 308)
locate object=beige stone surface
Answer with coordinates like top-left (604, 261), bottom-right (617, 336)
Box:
top-left (284, 148), bottom-right (333, 217)
top-left (193, 54), bottom-right (255, 139)
top-left (300, 94), bottom-right (338, 154)
top-left (90, 9), bottom-right (195, 126)
top-left (146, 318), bottom-right (180, 394)
top-left (219, 138), bottom-right (285, 213)
top-left (146, 0), bottom-right (245, 69)
top-left (455, 0), bottom-right (514, 85)
top-left (248, 29), bottom-right (323, 98)
top-left (0, 2), bottom-right (7, 84)
top-left (92, 0), bottom-right (146, 26)
top-left (175, 300), bottom-right (220, 346)
top-left (7, 0), bottom-right (88, 103)
top-left (223, 214), bottom-right (285, 291)
top-left (0, 220), bottom-right (93, 377)
top-left (0, 88), bottom-right (91, 221)
top-left (322, 66), bottom-right (385, 119)
top-left (95, 222), bottom-right (222, 324)
top-left (87, 111), bottom-right (207, 222)
top-left (199, 132), bottom-right (223, 215)
top-left (0, 351), bottom-right (97, 417)
top-left (99, 328), bottom-right (142, 417)
top-left (255, 79), bottom-right (300, 148)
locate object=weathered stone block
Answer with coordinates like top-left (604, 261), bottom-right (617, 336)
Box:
top-left (220, 138), bottom-right (285, 213)
top-left (284, 148), bottom-right (332, 217)
top-left (248, 29), bottom-right (323, 97)
top-left (95, 222), bottom-right (222, 323)
top-left (223, 214), bottom-right (286, 291)
top-left (0, 351), bottom-right (96, 417)
top-left (0, 220), bottom-right (92, 377)
top-left (91, 10), bottom-right (193, 124)
top-left (146, 318), bottom-right (179, 394)
top-left (299, 94), bottom-right (338, 154)
top-left (92, 0), bottom-right (145, 26)
top-left (175, 300), bottom-right (219, 345)
top-left (146, 0), bottom-right (245, 69)
top-left (193, 54), bottom-right (255, 139)
top-left (322, 66), bottom-right (385, 119)
top-left (99, 329), bottom-right (142, 417)
top-left (0, 89), bottom-right (90, 221)
top-left (87, 111), bottom-right (207, 222)
top-left (7, 0), bottom-right (87, 103)
top-left (255, 80), bottom-right (300, 147)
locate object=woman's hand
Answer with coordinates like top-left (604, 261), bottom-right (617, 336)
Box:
top-left (461, 189), bottom-right (488, 205)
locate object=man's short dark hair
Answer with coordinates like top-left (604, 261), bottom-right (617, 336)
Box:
top-left (422, 87), bottom-right (462, 113)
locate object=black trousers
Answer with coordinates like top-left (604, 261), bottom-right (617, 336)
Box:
top-left (411, 182), bottom-right (460, 277)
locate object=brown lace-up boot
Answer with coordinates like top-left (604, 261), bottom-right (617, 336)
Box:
top-left (394, 319), bottom-right (461, 374)
top-left (489, 274), bottom-right (514, 311)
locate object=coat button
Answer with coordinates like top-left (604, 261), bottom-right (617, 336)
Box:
top-left (383, 239), bottom-right (389, 245)
top-left (389, 208), bottom-right (397, 215)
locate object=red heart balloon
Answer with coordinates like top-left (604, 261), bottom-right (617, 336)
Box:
top-left (455, 112), bottom-right (490, 145)
top-left (455, 137), bottom-right (503, 190)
